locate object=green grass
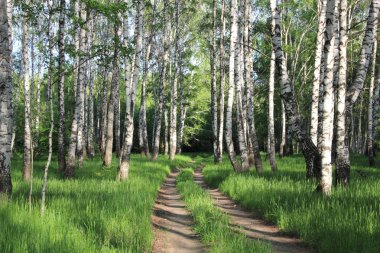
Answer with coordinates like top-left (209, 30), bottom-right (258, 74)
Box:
top-left (1, 153), bottom-right (192, 253)
top-left (176, 168), bottom-right (272, 253)
top-left (199, 153), bottom-right (380, 253)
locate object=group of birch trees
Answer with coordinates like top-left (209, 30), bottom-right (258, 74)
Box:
top-left (1, 0), bottom-right (380, 199)
top-left (209, 0), bottom-right (380, 195)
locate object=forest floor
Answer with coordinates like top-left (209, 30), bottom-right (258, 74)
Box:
top-left (1, 153), bottom-right (379, 252)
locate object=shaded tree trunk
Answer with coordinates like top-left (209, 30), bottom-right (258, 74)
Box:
top-left (216, 0), bottom-right (226, 163)
top-left (0, 0), bottom-right (13, 198)
top-left (22, 3), bottom-right (32, 181)
top-left (335, 0), bottom-right (350, 186)
top-left (210, 0), bottom-right (218, 163)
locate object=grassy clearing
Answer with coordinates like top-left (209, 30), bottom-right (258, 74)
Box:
top-left (176, 168), bottom-right (272, 253)
top-left (197, 153), bottom-right (380, 253)
top-left (1, 153), bottom-right (191, 252)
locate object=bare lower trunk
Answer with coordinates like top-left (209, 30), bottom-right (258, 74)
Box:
top-left (118, 0), bottom-right (144, 180)
top-left (176, 61), bottom-right (186, 154)
top-left (335, 0), bottom-right (350, 186)
top-left (22, 7), bottom-right (32, 181)
top-left (268, 0), bottom-right (278, 171)
top-left (103, 23), bottom-right (121, 167)
top-left (67, 7), bottom-right (87, 178)
top-left (152, 0), bottom-right (168, 160)
top-left (217, 0), bottom-right (226, 163)
top-left (319, 0), bottom-right (338, 195)
top-left (280, 101), bottom-right (286, 157)
top-left (0, 0), bottom-right (13, 198)
top-left (211, 0), bottom-right (218, 163)
top-left (367, 35), bottom-right (378, 166)
top-left (225, 0), bottom-right (241, 172)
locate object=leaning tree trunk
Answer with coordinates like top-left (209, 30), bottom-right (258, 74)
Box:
top-left (216, 0), bottom-right (226, 163)
top-left (367, 34), bottom-right (378, 166)
top-left (210, 0), bottom-right (218, 163)
top-left (345, 0), bottom-right (379, 161)
top-left (225, 0), bottom-right (241, 172)
top-left (118, 0), bottom-right (144, 180)
top-left (152, 0), bottom-right (168, 160)
top-left (310, 0), bottom-right (327, 146)
top-left (41, 8), bottom-right (54, 214)
top-left (271, 0), bottom-right (321, 184)
top-left (57, 0), bottom-right (66, 173)
top-left (245, 0), bottom-right (262, 173)
top-left (103, 23), bottom-right (121, 167)
top-left (0, 0), bottom-right (13, 198)
top-left (335, 0), bottom-right (351, 186)
top-left (319, 0), bottom-right (338, 196)
top-left (22, 4), bottom-right (32, 181)
top-left (268, 0), bottom-right (278, 172)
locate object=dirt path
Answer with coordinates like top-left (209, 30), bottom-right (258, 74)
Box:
top-left (193, 166), bottom-right (313, 253)
top-left (152, 170), bottom-right (205, 253)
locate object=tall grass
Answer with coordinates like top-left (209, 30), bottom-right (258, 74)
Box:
top-left (200, 154), bottom-right (380, 253)
top-left (176, 168), bottom-right (272, 253)
top-left (1, 154), bottom-right (191, 252)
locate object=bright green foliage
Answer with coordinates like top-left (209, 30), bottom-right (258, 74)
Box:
top-left (201, 154), bottom-right (380, 253)
top-left (0, 154), bottom-right (191, 252)
top-left (176, 168), bottom-right (272, 253)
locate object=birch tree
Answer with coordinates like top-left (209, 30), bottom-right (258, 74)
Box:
top-left (210, 0), bottom-right (218, 163)
top-left (268, 0), bottom-right (278, 172)
top-left (310, 0), bottom-right (327, 146)
top-left (319, 0), bottom-right (338, 195)
top-left (0, 0), bottom-right (13, 198)
top-left (118, 0), bottom-right (144, 180)
top-left (271, 0), bottom-right (321, 184)
top-left (335, 0), bottom-right (350, 186)
top-left (225, 0), bottom-right (241, 172)
top-left (22, 1), bottom-right (32, 181)
top-left (216, 0), bottom-right (226, 163)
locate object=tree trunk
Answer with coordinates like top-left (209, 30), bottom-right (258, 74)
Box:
top-left (268, 0), bottom-right (278, 172)
top-left (176, 59), bottom-right (186, 154)
top-left (103, 22), bottom-right (121, 167)
top-left (225, 0), bottom-right (241, 172)
top-left (244, 0), bottom-right (262, 173)
top-left (169, 0), bottom-right (180, 160)
top-left (118, 0), bottom-right (144, 180)
top-left (41, 6), bottom-right (54, 213)
top-left (210, 0), bottom-right (218, 163)
top-left (216, 0), bottom-right (226, 163)
top-left (280, 101), bottom-right (286, 157)
top-left (0, 0), bottom-right (13, 198)
top-left (57, 0), bottom-right (66, 173)
top-left (335, 0), bottom-right (350, 186)
top-left (372, 54), bottom-right (380, 157)
top-left (67, 7), bottom-right (87, 178)
top-left (310, 0), bottom-right (327, 146)
top-left (22, 3), bottom-right (32, 181)
top-left (152, 0), bottom-right (168, 160)
top-left (319, 0), bottom-right (338, 195)
top-left (271, 0), bottom-right (321, 184)
top-left (367, 34), bottom-right (378, 166)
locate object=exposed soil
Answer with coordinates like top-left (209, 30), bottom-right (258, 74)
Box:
top-left (193, 165), bottom-right (313, 253)
top-left (152, 170), bottom-right (205, 253)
